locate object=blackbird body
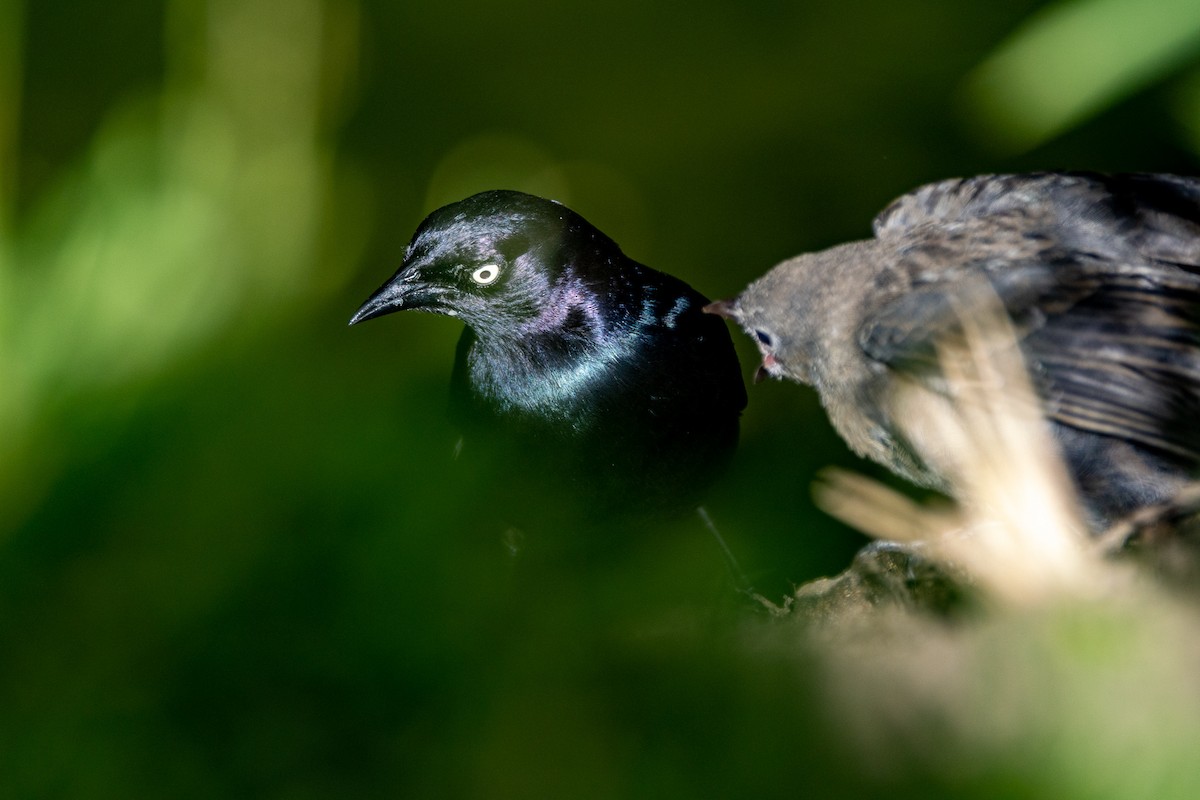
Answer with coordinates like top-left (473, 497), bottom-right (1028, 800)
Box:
top-left (717, 172), bottom-right (1200, 527)
top-left (352, 190), bottom-right (746, 520)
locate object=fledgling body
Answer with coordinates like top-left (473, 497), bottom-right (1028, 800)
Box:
top-left (352, 190), bottom-right (746, 522)
top-left (715, 172), bottom-right (1200, 528)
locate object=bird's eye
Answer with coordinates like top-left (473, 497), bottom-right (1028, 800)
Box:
top-left (470, 264), bottom-right (501, 286)
top-left (755, 330), bottom-right (772, 346)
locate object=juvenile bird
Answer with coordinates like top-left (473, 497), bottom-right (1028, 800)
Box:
top-left (711, 172), bottom-right (1200, 529)
top-left (351, 190), bottom-right (746, 523)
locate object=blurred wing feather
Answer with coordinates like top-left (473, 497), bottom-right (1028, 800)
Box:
top-left (863, 172), bottom-right (1200, 463)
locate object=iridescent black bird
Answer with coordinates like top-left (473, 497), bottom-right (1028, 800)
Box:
top-left (712, 172), bottom-right (1200, 530)
top-left (351, 190), bottom-right (746, 523)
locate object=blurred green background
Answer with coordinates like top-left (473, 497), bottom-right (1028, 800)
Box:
top-left (2, 0), bottom-right (1200, 797)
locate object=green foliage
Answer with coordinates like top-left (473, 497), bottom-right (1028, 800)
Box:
top-left (963, 0), bottom-right (1200, 151)
top-left (2, 0), bottom-right (1199, 797)
top-left (0, 0), bottom-right (366, 535)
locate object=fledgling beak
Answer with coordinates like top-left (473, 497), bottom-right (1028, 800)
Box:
top-left (754, 353), bottom-right (779, 384)
top-left (702, 298), bottom-right (738, 319)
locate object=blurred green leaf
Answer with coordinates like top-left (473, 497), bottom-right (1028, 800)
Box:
top-left (0, 0), bottom-right (367, 533)
top-left (963, 0), bottom-right (1200, 152)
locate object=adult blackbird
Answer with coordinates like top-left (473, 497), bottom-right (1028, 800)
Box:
top-left (710, 172), bottom-right (1200, 529)
top-left (351, 190), bottom-right (746, 523)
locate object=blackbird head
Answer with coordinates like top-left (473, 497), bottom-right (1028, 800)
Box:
top-left (349, 190), bottom-right (620, 337)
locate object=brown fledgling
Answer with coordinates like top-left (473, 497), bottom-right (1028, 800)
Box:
top-left (710, 172), bottom-right (1200, 529)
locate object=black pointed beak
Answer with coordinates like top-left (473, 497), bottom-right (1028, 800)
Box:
top-left (703, 298), bottom-right (738, 319)
top-left (349, 281), bottom-right (404, 326)
top-left (349, 266), bottom-right (431, 326)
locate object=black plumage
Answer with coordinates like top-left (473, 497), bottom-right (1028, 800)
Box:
top-left (713, 172), bottom-right (1200, 528)
top-left (351, 190), bottom-right (746, 521)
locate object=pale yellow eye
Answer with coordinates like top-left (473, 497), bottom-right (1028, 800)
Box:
top-left (471, 264), bottom-right (500, 285)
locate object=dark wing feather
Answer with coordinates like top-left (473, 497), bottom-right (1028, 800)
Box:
top-left (873, 172), bottom-right (1200, 261)
top-left (862, 172), bottom-right (1200, 464)
top-left (1022, 266), bottom-right (1200, 461)
top-left (858, 259), bottom-right (1062, 371)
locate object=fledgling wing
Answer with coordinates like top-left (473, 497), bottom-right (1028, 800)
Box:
top-left (873, 172), bottom-right (1200, 267)
top-left (860, 172), bottom-right (1200, 463)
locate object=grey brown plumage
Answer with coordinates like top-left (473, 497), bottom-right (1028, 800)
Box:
top-left (716, 172), bottom-right (1200, 527)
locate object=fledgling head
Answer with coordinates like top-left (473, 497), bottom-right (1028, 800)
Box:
top-left (706, 259), bottom-right (818, 385)
top-left (707, 242), bottom-right (882, 386)
top-left (350, 190), bottom-right (620, 335)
